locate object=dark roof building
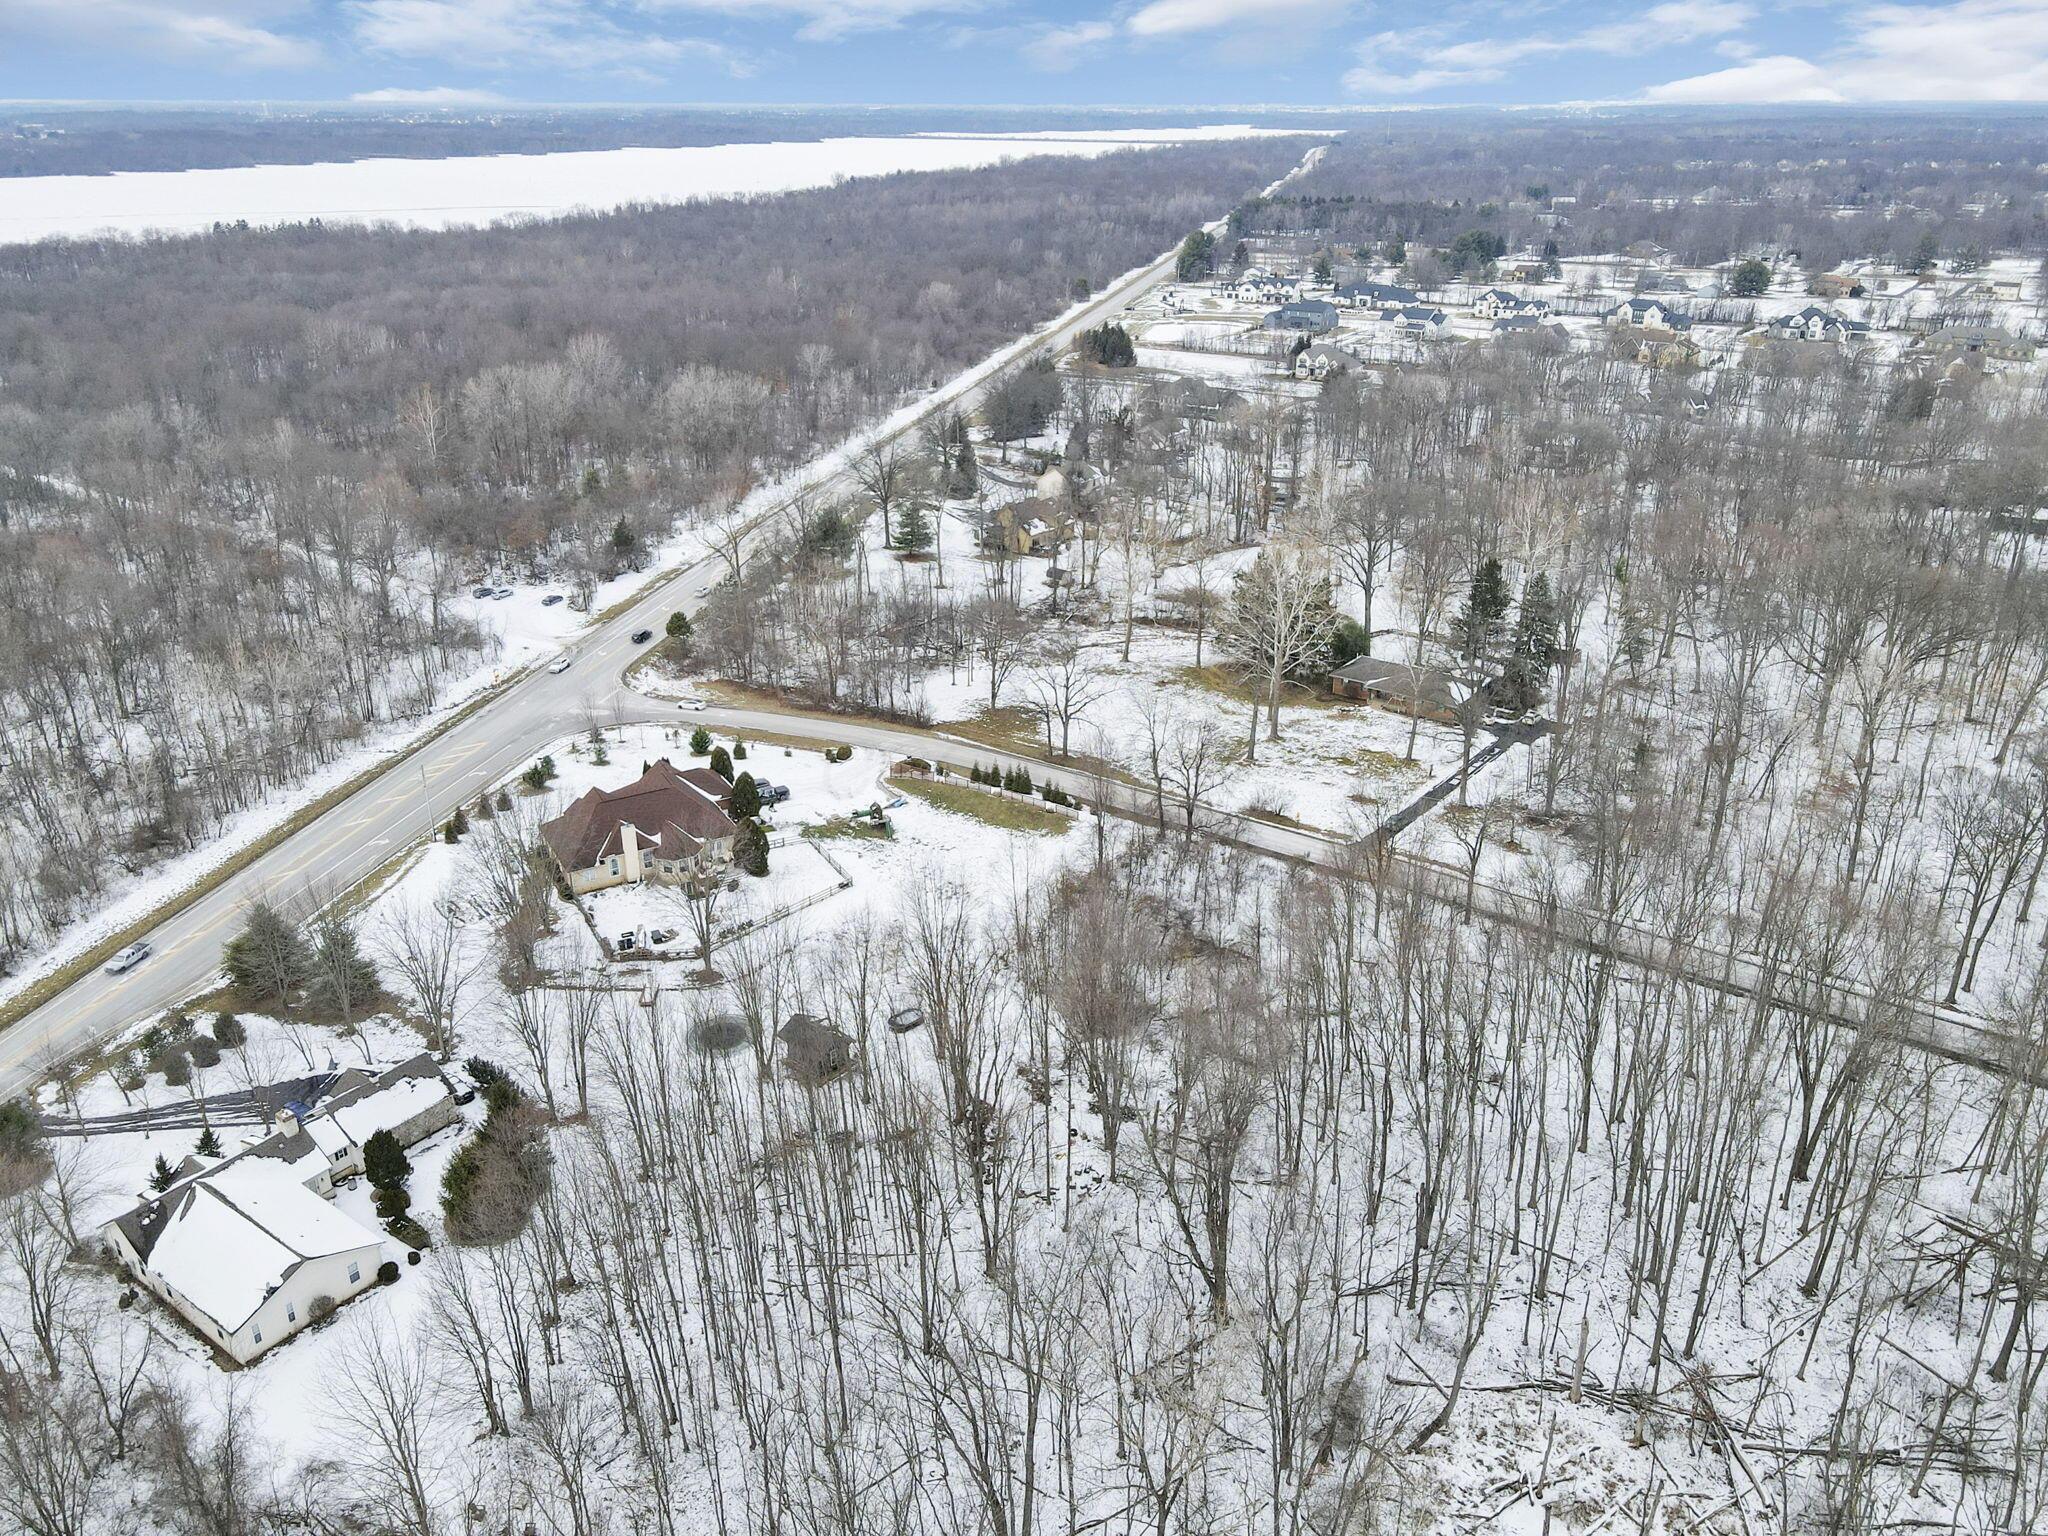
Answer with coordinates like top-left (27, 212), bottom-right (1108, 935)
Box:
top-left (540, 759), bottom-right (739, 875)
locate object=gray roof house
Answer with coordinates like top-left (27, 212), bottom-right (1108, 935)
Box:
top-left (1605, 297), bottom-right (1693, 332)
top-left (1264, 299), bottom-right (1340, 334)
top-left (1293, 342), bottom-right (1357, 379)
top-left (1767, 306), bottom-right (1870, 343)
top-left (1329, 657), bottom-right (1489, 723)
top-left (1336, 280), bottom-right (1420, 310)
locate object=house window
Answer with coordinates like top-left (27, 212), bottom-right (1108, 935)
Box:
top-left (348, 1261), bottom-right (361, 1285)
top-left (252, 1324), bottom-right (262, 1344)
top-left (287, 1301), bottom-right (296, 1322)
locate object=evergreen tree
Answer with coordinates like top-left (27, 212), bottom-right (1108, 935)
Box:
top-left (1541, 238), bottom-right (1562, 277)
top-left (1174, 229), bottom-right (1217, 281)
top-left (734, 819), bottom-right (770, 877)
top-left (520, 755), bottom-right (557, 791)
top-left (364, 1129), bottom-right (412, 1191)
top-left (609, 517), bottom-right (637, 558)
top-left (1385, 235), bottom-right (1406, 265)
top-left (1456, 557), bottom-right (1512, 659)
top-left (733, 740), bottom-right (748, 761)
top-left (709, 745), bottom-right (734, 782)
top-left (690, 726), bottom-right (712, 756)
top-left (1729, 257), bottom-right (1772, 297)
top-left (895, 499), bottom-right (935, 554)
top-left (1312, 248), bottom-right (1334, 283)
top-left (665, 610), bottom-right (693, 643)
top-left (150, 1154), bottom-right (175, 1192)
top-left (1514, 572), bottom-right (1561, 671)
top-left (311, 922), bottom-right (380, 1017)
top-left (1077, 322), bottom-right (1136, 368)
top-left (730, 772), bottom-right (762, 821)
top-left (223, 900), bottom-right (311, 1010)
top-left (195, 1126), bottom-right (221, 1159)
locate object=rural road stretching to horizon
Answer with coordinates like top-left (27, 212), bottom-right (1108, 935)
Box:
top-left (0, 145), bottom-right (1336, 1101)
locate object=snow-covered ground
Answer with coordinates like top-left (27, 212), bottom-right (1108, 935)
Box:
top-left (0, 126), bottom-right (1303, 245)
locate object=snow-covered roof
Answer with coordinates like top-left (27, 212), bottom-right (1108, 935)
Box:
top-left (147, 1162), bottom-right (379, 1332)
top-left (328, 1074), bottom-right (453, 1147)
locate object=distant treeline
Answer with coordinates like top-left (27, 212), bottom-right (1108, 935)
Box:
top-left (0, 136), bottom-right (1305, 964)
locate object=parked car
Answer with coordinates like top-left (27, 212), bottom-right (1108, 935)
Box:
top-left (471, 585), bottom-right (493, 599)
top-left (443, 1063), bottom-right (478, 1105)
top-left (541, 593), bottom-right (565, 606)
top-left (104, 941), bottom-right (151, 975)
top-left (630, 628), bottom-right (654, 644)
top-left (547, 655), bottom-right (571, 674)
top-left (887, 1001), bottom-right (926, 1034)
top-left (648, 928), bottom-right (675, 946)
top-left (617, 931), bottom-right (639, 952)
top-left (492, 587), bottom-right (513, 599)
top-left (758, 782), bottom-right (792, 805)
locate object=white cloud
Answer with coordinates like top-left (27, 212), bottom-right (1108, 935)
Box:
top-left (0, 0), bottom-right (320, 69)
top-left (350, 85), bottom-right (510, 103)
top-left (1022, 18), bottom-right (1114, 70)
top-left (1125, 0), bottom-right (1342, 40)
top-left (1646, 0), bottom-right (2048, 102)
top-left (347, 0), bottom-right (748, 77)
top-left (1345, 0), bottom-right (1753, 96)
top-left (642, 0), bottom-right (984, 43)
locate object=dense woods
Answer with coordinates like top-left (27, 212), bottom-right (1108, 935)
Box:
top-left (0, 137), bottom-right (1305, 968)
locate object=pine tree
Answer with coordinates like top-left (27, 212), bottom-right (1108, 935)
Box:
top-left (665, 610), bottom-right (693, 643)
top-left (195, 1126), bottom-right (221, 1159)
top-left (364, 1129), bottom-right (412, 1191)
top-left (150, 1154), bottom-right (175, 1191)
top-left (895, 499), bottom-right (934, 554)
top-left (733, 740), bottom-right (748, 761)
top-left (690, 726), bottom-right (712, 756)
top-left (311, 923), bottom-right (380, 1017)
top-left (1515, 572), bottom-right (1561, 670)
top-left (709, 746), bottom-right (734, 782)
top-left (1457, 557), bottom-right (1512, 659)
top-left (223, 900), bottom-right (311, 1010)
top-left (735, 819), bottom-right (770, 877)
top-left (730, 772), bottom-right (762, 821)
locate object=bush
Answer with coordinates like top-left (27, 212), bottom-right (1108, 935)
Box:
top-left (309, 1295), bottom-right (336, 1321)
top-left (377, 1260), bottom-right (400, 1285)
top-left (709, 745), bottom-right (734, 781)
top-left (465, 1056), bottom-right (507, 1089)
top-left (1077, 321), bottom-right (1136, 368)
top-left (213, 1012), bottom-right (245, 1046)
top-left (156, 1047), bottom-right (191, 1087)
top-left (364, 1128), bottom-right (412, 1191)
top-left (733, 740), bottom-right (747, 760)
top-left (406, 1249), bottom-right (421, 1266)
top-left (187, 1036), bottom-right (222, 1068)
top-left (690, 726), bottom-right (712, 756)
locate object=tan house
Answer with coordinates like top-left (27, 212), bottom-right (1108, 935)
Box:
top-left (540, 760), bottom-right (739, 895)
top-left (976, 496), bottom-right (1074, 558)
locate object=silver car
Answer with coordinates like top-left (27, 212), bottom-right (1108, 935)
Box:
top-left (104, 941), bottom-right (151, 975)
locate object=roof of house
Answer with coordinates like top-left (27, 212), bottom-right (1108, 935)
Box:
top-left (1297, 342), bottom-right (1355, 365)
top-left (1924, 323), bottom-right (2029, 348)
top-left (1332, 656), bottom-right (1487, 712)
top-left (1337, 280), bottom-right (1420, 305)
top-left (1492, 314), bottom-right (1554, 332)
top-left (540, 759), bottom-right (739, 872)
top-left (121, 1162), bottom-right (379, 1334)
top-left (1271, 299), bottom-right (1338, 318)
top-left (1772, 305), bottom-right (1868, 333)
top-left (1393, 305), bottom-right (1447, 324)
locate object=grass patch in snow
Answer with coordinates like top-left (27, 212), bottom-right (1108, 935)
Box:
top-left (939, 704), bottom-right (1041, 755)
top-left (889, 777), bottom-right (1073, 836)
top-left (1173, 664), bottom-right (1340, 712)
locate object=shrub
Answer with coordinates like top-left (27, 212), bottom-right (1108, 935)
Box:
top-left (465, 1056), bottom-right (507, 1089)
top-left (309, 1295), bottom-right (336, 1321)
top-left (374, 1185), bottom-right (412, 1220)
top-left (213, 1012), bottom-right (245, 1046)
top-left (157, 1047), bottom-right (191, 1088)
top-left (406, 1249), bottom-right (421, 1266)
top-left (377, 1260), bottom-right (400, 1285)
top-left (364, 1129), bottom-right (412, 1191)
top-left (690, 726), bottom-right (712, 756)
top-left (187, 1036), bottom-right (222, 1069)
top-left (709, 745), bottom-right (734, 781)
top-left (733, 740), bottom-right (747, 760)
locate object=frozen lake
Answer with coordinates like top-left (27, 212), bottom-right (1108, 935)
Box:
top-left (0, 126), bottom-right (1306, 246)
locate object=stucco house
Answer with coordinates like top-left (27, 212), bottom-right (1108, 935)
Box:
top-left (1604, 297), bottom-right (1692, 333)
top-left (1766, 306), bottom-right (1870, 344)
top-left (540, 760), bottom-right (739, 895)
top-left (1472, 288), bottom-right (1549, 320)
top-left (1335, 280), bottom-right (1420, 311)
top-left (1293, 342), bottom-right (1356, 380)
top-left (101, 1055), bottom-right (459, 1365)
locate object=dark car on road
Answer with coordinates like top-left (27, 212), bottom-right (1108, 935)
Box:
top-left (631, 628), bottom-right (654, 644)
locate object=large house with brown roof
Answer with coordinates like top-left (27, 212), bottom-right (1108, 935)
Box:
top-left (540, 759), bottom-right (739, 894)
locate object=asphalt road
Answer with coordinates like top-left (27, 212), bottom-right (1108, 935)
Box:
top-left (0, 145), bottom-right (1333, 1101)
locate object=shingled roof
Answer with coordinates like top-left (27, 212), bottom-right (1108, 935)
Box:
top-left (540, 759), bottom-right (738, 872)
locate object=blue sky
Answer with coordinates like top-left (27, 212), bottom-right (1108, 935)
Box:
top-left (3, 1), bottom-right (2046, 108)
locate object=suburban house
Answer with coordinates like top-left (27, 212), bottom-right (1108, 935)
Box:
top-left (1293, 342), bottom-right (1356, 380)
top-left (1330, 656), bottom-right (1488, 724)
top-left (1143, 376), bottom-right (1244, 421)
top-left (1810, 272), bottom-right (1866, 299)
top-left (779, 1014), bottom-right (854, 1086)
top-left (540, 759), bottom-right (740, 895)
top-left (1264, 299), bottom-right (1340, 334)
top-left (1766, 306), bottom-right (1870, 344)
top-left (101, 1055), bottom-right (459, 1365)
top-left (1918, 323), bottom-right (2036, 362)
top-left (976, 496), bottom-right (1073, 557)
top-left (1472, 288), bottom-right (1549, 320)
top-left (1502, 260), bottom-right (1550, 284)
top-left (1231, 276), bottom-right (1296, 306)
top-left (1604, 297), bottom-right (1692, 333)
top-left (1389, 305), bottom-right (1448, 337)
top-left (1493, 314), bottom-right (1564, 341)
top-left (1336, 280), bottom-right (1420, 311)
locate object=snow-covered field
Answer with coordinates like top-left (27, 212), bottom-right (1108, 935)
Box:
top-left (0, 126), bottom-right (1299, 245)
